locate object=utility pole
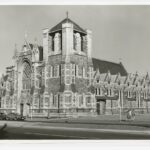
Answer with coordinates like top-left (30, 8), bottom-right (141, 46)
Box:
top-left (119, 90), bottom-right (122, 121)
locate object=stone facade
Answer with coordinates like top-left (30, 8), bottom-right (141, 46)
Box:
top-left (0, 16), bottom-right (150, 118)
top-left (0, 17), bottom-right (95, 117)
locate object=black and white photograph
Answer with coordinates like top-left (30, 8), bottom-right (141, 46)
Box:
top-left (1, 1), bottom-right (150, 144)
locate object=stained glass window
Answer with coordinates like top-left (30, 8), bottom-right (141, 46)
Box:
top-left (22, 62), bottom-right (31, 90)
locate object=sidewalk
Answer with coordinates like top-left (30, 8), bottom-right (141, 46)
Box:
top-left (25, 114), bottom-right (150, 128)
top-left (1, 114), bottom-right (150, 133)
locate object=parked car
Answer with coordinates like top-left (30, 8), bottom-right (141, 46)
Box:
top-left (0, 113), bottom-right (7, 120)
top-left (6, 113), bottom-right (26, 121)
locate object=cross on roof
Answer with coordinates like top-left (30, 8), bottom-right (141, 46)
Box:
top-left (66, 11), bottom-right (69, 19)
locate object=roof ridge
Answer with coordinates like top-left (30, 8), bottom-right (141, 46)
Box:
top-left (92, 57), bottom-right (128, 76)
top-left (92, 57), bottom-right (121, 65)
top-left (68, 18), bottom-right (86, 32)
top-left (50, 17), bottom-right (86, 34)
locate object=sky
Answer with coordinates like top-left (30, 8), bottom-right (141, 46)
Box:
top-left (0, 5), bottom-right (150, 75)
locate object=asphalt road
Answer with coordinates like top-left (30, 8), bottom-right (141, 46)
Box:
top-left (1, 123), bottom-right (150, 139)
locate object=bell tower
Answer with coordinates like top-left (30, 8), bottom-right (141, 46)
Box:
top-left (42, 14), bottom-right (96, 116)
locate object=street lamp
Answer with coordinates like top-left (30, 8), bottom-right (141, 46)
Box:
top-left (119, 90), bottom-right (123, 122)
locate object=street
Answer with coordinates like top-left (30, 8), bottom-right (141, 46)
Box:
top-left (1, 115), bottom-right (150, 139)
top-left (1, 124), bottom-right (150, 139)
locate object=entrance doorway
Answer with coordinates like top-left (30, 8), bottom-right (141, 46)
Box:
top-left (96, 99), bottom-right (106, 115)
top-left (20, 103), bottom-right (24, 116)
top-left (96, 102), bottom-right (100, 115)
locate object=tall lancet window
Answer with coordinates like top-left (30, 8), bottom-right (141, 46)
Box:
top-left (22, 62), bottom-right (31, 90)
top-left (76, 33), bottom-right (81, 52)
top-left (81, 35), bottom-right (84, 52)
top-left (51, 34), bottom-right (55, 52)
top-left (48, 35), bottom-right (52, 54)
top-left (54, 32), bottom-right (61, 53)
top-left (82, 36), bottom-right (87, 53)
top-left (73, 33), bottom-right (77, 50)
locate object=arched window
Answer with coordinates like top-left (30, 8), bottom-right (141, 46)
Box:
top-left (81, 36), bottom-right (84, 52)
top-left (52, 35), bottom-right (55, 52)
top-left (22, 62), bottom-right (31, 90)
top-left (73, 33), bottom-right (77, 50)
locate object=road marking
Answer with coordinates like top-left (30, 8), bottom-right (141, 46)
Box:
top-left (25, 132), bottom-right (89, 139)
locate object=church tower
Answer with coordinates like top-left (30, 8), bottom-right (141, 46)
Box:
top-left (43, 14), bottom-right (96, 116)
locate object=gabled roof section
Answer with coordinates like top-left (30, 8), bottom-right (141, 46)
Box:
top-left (27, 43), bottom-right (43, 61)
top-left (100, 73), bottom-right (107, 82)
top-left (92, 58), bottom-right (128, 76)
top-left (111, 74), bottom-right (117, 83)
top-left (120, 76), bottom-right (126, 84)
top-left (50, 18), bottom-right (86, 34)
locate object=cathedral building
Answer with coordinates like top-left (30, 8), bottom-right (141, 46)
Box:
top-left (0, 16), bottom-right (150, 117)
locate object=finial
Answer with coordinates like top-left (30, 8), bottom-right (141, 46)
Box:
top-left (66, 11), bottom-right (69, 23)
top-left (34, 37), bottom-right (38, 48)
top-left (66, 11), bottom-right (69, 19)
top-left (119, 58), bottom-right (122, 63)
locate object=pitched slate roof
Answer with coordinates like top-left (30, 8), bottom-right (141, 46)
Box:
top-left (92, 58), bottom-right (128, 76)
top-left (50, 18), bottom-right (86, 34)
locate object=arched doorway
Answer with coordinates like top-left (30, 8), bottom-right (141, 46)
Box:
top-left (96, 99), bottom-right (106, 115)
